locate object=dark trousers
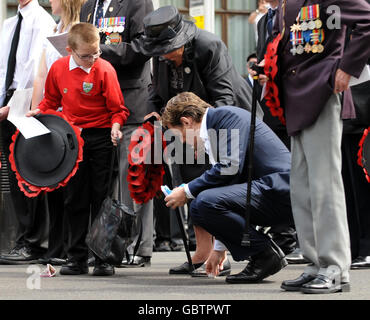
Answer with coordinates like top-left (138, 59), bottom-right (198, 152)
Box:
top-left (342, 133), bottom-right (370, 258)
top-left (45, 189), bottom-right (67, 259)
top-left (64, 128), bottom-right (113, 262)
top-left (190, 183), bottom-right (294, 261)
top-left (0, 93), bottom-right (47, 252)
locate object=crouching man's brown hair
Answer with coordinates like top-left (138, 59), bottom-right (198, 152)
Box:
top-left (161, 92), bottom-right (212, 127)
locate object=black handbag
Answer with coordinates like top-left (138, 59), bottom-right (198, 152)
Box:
top-left (86, 145), bottom-right (138, 266)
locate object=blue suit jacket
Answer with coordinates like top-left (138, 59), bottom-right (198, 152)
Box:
top-left (188, 107), bottom-right (291, 213)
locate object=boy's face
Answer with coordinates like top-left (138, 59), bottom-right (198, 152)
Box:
top-left (68, 40), bottom-right (101, 69)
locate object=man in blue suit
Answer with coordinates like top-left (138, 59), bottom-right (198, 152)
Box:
top-left (162, 92), bottom-right (293, 283)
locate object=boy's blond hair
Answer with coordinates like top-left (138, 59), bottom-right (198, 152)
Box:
top-left (162, 92), bottom-right (212, 127)
top-left (68, 23), bottom-right (100, 50)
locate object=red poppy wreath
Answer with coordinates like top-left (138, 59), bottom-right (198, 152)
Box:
top-left (357, 127), bottom-right (370, 183)
top-left (264, 34), bottom-right (286, 125)
top-left (127, 121), bottom-right (166, 204)
top-left (9, 109), bottom-right (84, 197)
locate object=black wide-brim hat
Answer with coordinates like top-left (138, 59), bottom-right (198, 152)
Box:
top-left (9, 110), bottom-right (84, 197)
top-left (131, 5), bottom-right (197, 56)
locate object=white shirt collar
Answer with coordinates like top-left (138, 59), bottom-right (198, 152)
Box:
top-left (199, 107), bottom-right (209, 142)
top-left (69, 55), bottom-right (92, 74)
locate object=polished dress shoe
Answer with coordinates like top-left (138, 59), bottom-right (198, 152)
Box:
top-left (285, 248), bottom-right (309, 264)
top-left (301, 274), bottom-right (350, 294)
top-left (60, 260), bottom-right (89, 275)
top-left (92, 260), bottom-right (115, 276)
top-left (351, 256), bottom-right (370, 269)
top-left (119, 255), bottom-right (151, 268)
top-left (226, 242), bottom-right (287, 284)
top-left (0, 247), bottom-right (43, 265)
top-left (38, 257), bottom-right (66, 266)
top-left (190, 259), bottom-right (232, 277)
top-left (170, 242), bottom-right (185, 252)
top-left (281, 273), bottom-right (316, 291)
top-left (169, 261), bottom-right (204, 274)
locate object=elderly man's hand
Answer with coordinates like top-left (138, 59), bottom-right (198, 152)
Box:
top-left (164, 186), bottom-right (187, 209)
top-left (144, 112), bottom-right (161, 121)
top-left (334, 69), bottom-right (351, 94)
top-left (0, 106), bottom-right (10, 122)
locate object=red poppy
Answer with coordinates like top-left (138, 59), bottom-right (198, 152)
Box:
top-left (358, 127), bottom-right (370, 183)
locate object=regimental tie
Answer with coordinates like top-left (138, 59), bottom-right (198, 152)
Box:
top-left (267, 8), bottom-right (276, 38)
top-left (5, 12), bottom-right (23, 91)
top-left (289, 4), bottom-right (325, 56)
top-left (95, 0), bottom-right (105, 28)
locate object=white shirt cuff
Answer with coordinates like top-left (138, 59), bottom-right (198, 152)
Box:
top-left (214, 240), bottom-right (227, 251)
top-left (183, 184), bottom-right (195, 199)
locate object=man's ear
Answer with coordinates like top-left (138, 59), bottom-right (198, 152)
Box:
top-left (66, 46), bottom-right (73, 55)
top-left (180, 116), bottom-right (192, 127)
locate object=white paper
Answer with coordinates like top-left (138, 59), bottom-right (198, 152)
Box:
top-left (7, 88), bottom-right (50, 139)
top-left (349, 64), bottom-right (370, 87)
top-left (47, 32), bottom-right (69, 57)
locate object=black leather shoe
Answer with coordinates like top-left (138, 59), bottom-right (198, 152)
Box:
top-left (154, 241), bottom-right (172, 252)
top-left (93, 261), bottom-right (115, 276)
top-left (38, 257), bottom-right (66, 266)
top-left (301, 274), bottom-right (350, 294)
top-left (286, 248), bottom-right (309, 265)
top-left (281, 273), bottom-right (316, 291)
top-left (351, 256), bottom-right (370, 269)
top-left (0, 247), bottom-right (43, 265)
top-left (60, 260), bottom-right (89, 275)
top-left (169, 261), bottom-right (205, 274)
top-left (226, 242), bottom-right (287, 284)
top-left (190, 259), bottom-right (232, 277)
top-left (119, 255), bottom-right (151, 268)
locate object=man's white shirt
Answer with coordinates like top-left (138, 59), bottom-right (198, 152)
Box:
top-left (0, 0), bottom-right (55, 106)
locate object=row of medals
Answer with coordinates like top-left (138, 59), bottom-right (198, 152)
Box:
top-left (98, 24), bottom-right (125, 34)
top-left (290, 18), bottom-right (324, 55)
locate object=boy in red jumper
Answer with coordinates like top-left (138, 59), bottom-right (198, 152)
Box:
top-left (27, 23), bottom-right (129, 276)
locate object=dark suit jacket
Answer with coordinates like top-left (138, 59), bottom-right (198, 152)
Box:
top-left (274, 0), bottom-right (370, 136)
top-left (256, 13), bottom-right (270, 63)
top-left (80, 0), bottom-right (154, 124)
top-left (187, 107), bottom-right (291, 213)
top-left (148, 28), bottom-right (263, 119)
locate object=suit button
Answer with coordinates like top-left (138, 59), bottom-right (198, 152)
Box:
top-left (291, 69), bottom-right (296, 75)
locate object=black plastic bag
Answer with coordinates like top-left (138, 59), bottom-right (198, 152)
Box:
top-left (86, 197), bottom-right (135, 266)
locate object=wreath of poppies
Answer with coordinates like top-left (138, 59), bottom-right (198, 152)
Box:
top-left (264, 34), bottom-right (286, 126)
top-left (127, 121), bottom-right (166, 204)
top-left (8, 109), bottom-right (84, 197)
top-left (357, 127), bottom-right (370, 183)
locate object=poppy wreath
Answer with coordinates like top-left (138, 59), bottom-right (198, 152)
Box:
top-left (264, 34), bottom-right (286, 125)
top-left (127, 121), bottom-right (166, 204)
top-left (8, 109), bottom-right (84, 197)
top-left (357, 127), bottom-right (370, 183)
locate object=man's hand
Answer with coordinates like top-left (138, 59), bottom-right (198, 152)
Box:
top-left (0, 106), bottom-right (10, 122)
top-left (144, 112), bottom-right (161, 121)
top-left (111, 123), bottom-right (122, 146)
top-left (334, 69), bottom-right (351, 94)
top-left (205, 250), bottom-right (226, 277)
top-left (164, 186), bottom-right (187, 209)
top-left (26, 108), bottom-right (41, 117)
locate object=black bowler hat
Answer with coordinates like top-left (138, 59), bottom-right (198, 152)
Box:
top-left (9, 110), bottom-right (83, 197)
top-left (131, 5), bottom-right (197, 56)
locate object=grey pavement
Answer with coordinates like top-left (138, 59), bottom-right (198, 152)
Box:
top-left (0, 251), bottom-right (369, 300)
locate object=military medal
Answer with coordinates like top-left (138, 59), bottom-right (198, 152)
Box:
top-left (107, 17), bottom-right (114, 33)
top-left (317, 29), bottom-right (325, 53)
top-left (296, 31), bottom-right (304, 55)
top-left (299, 7), bottom-right (309, 31)
top-left (289, 31), bottom-right (298, 56)
top-left (304, 42), bottom-right (312, 53)
top-left (117, 17), bottom-right (125, 33)
top-left (307, 6), bottom-right (316, 30)
top-left (314, 4), bottom-right (323, 29)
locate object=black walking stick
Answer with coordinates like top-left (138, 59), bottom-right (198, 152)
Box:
top-left (163, 162), bottom-right (195, 273)
top-left (148, 115), bottom-right (195, 273)
top-left (241, 66), bottom-right (263, 247)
